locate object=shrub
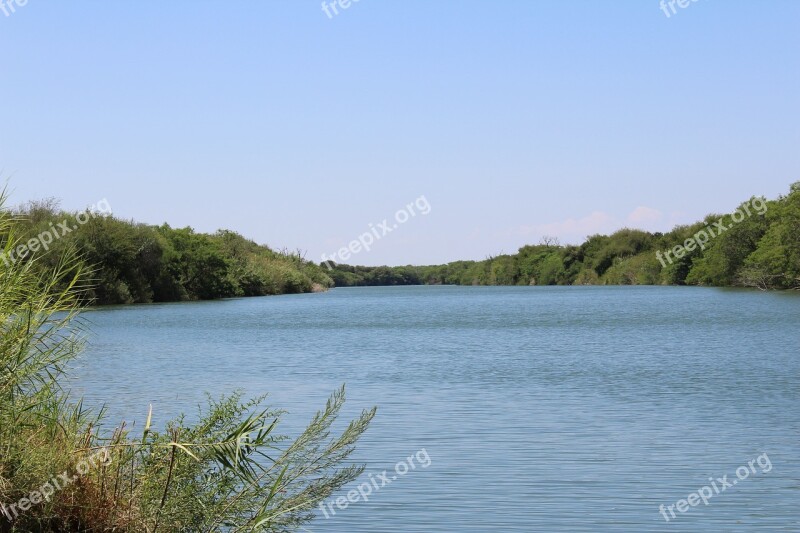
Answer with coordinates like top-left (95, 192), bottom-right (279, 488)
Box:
top-left (0, 195), bottom-right (375, 532)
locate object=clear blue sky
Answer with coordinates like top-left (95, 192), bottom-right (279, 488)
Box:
top-left (1, 1), bottom-right (798, 265)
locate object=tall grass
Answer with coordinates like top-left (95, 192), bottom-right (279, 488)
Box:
top-left (0, 194), bottom-right (375, 532)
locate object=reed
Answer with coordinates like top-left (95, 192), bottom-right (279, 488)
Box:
top-left (0, 192), bottom-right (375, 532)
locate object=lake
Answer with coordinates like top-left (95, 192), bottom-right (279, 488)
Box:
top-left (71, 286), bottom-right (800, 532)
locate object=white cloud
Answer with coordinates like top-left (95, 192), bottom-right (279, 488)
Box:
top-left (626, 206), bottom-right (663, 225)
top-left (511, 205), bottom-right (680, 245)
top-left (516, 211), bottom-right (617, 244)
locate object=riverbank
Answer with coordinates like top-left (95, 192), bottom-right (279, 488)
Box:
top-left (7, 182), bottom-right (799, 307)
top-left (327, 183), bottom-right (800, 291)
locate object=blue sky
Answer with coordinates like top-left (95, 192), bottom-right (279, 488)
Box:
top-left (1, 0), bottom-right (798, 265)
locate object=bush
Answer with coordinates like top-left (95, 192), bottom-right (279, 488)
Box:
top-left (0, 195), bottom-right (375, 532)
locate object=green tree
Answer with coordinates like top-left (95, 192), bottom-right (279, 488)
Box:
top-left (0, 195), bottom-right (375, 532)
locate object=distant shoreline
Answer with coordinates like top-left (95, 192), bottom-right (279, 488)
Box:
top-left (7, 182), bottom-right (799, 307)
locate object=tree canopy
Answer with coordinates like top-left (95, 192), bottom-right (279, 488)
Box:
top-left (6, 202), bottom-right (334, 305)
top-left (328, 183), bottom-right (800, 291)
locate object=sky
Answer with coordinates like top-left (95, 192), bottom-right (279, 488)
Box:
top-left (1, 0), bottom-right (798, 266)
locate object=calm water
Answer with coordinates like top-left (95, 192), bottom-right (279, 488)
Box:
top-left (71, 286), bottom-right (800, 532)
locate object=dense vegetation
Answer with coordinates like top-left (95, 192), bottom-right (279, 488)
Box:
top-left (0, 194), bottom-right (375, 532)
top-left (328, 183), bottom-right (800, 290)
top-left (6, 183), bottom-right (798, 306)
top-left (5, 199), bottom-right (334, 305)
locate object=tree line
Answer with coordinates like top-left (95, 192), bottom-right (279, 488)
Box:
top-left (5, 199), bottom-right (334, 305)
top-left (327, 182), bottom-right (800, 290)
top-left (6, 182), bottom-right (798, 305)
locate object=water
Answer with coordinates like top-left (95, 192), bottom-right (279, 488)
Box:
top-left (71, 286), bottom-right (800, 532)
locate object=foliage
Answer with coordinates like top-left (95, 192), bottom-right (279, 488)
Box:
top-left (327, 183), bottom-right (800, 291)
top-left (7, 204), bottom-right (334, 305)
top-left (0, 194), bottom-right (375, 532)
top-left (9, 183), bottom-right (800, 297)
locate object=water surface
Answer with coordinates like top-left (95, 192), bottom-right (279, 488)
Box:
top-left (72, 286), bottom-right (800, 531)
